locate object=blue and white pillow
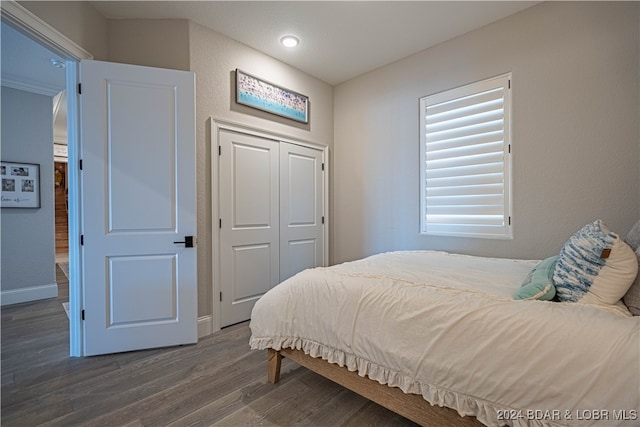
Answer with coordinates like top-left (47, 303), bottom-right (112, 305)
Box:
top-left (553, 220), bottom-right (637, 306)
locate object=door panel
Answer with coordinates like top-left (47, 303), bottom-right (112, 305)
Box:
top-left (81, 60), bottom-right (196, 356)
top-left (232, 244), bottom-right (273, 300)
top-left (107, 81), bottom-right (176, 231)
top-left (280, 142), bottom-right (324, 281)
top-left (108, 255), bottom-right (177, 324)
top-left (219, 130), bottom-right (279, 327)
top-left (284, 239), bottom-right (317, 278)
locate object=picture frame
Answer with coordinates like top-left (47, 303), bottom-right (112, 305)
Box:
top-left (53, 143), bottom-right (68, 162)
top-left (236, 69), bottom-right (309, 124)
top-left (1, 161), bottom-right (40, 208)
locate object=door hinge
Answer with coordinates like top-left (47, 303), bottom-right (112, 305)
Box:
top-left (508, 144), bottom-right (511, 154)
top-left (219, 218), bottom-right (222, 229)
top-left (322, 216), bottom-right (325, 224)
top-left (322, 163), bottom-right (325, 171)
top-left (79, 159), bottom-right (83, 170)
top-left (81, 309), bottom-right (85, 320)
top-left (508, 216), bottom-right (512, 226)
top-left (219, 145), bottom-right (222, 156)
top-left (80, 235), bottom-right (84, 246)
top-left (220, 292), bottom-right (222, 302)
top-left (78, 83), bottom-right (82, 94)
top-left (508, 79), bottom-right (511, 89)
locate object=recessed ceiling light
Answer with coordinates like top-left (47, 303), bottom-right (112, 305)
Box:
top-left (50, 58), bottom-right (66, 69)
top-left (280, 35), bottom-right (300, 48)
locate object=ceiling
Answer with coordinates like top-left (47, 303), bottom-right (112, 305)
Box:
top-left (0, 1), bottom-right (539, 93)
top-left (0, 1), bottom-right (538, 149)
top-left (89, 1), bottom-right (539, 85)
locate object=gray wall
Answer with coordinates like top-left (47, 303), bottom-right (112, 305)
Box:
top-left (19, 1), bottom-right (108, 60)
top-left (107, 19), bottom-right (190, 71)
top-left (333, 1), bottom-right (640, 263)
top-left (1, 87), bottom-right (57, 298)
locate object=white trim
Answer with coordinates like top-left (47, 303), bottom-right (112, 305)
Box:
top-left (0, 0), bottom-right (92, 61)
top-left (53, 91), bottom-right (64, 117)
top-left (66, 62), bottom-right (83, 357)
top-left (1, 283), bottom-right (58, 306)
top-left (54, 138), bottom-right (68, 147)
top-left (211, 119), bottom-right (223, 334)
top-left (211, 118), bottom-right (327, 152)
top-left (210, 117), bottom-right (330, 333)
top-left (1, 74), bottom-right (63, 96)
top-left (198, 315), bottom-right (213, 338)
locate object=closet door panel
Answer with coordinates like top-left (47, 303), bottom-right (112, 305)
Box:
top-left (219, 130), bottom-right (279, 327)
top-left (280, 142), bottom-right (324, 282)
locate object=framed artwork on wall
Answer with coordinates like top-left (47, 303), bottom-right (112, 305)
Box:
top-left (236, 69), bottom-right (309, 124)
top-left (54, 143), bottom-right (68, 163)
top-left (1, 161), bottom-right (40, 208)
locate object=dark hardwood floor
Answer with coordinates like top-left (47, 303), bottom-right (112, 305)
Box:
top-left (1, 266), bottom-right (418, 426)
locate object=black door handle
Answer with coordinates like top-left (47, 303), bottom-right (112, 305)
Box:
top-left (173, 236), bottom-right (194, 248)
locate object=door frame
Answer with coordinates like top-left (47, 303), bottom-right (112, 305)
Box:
top-left (1, 0), bottom-right (92, 356)
top-left (210, 117), bottom-right (329, 332)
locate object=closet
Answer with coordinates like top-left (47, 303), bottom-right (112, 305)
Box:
top-left (216, 127), bottom-right (327, 327)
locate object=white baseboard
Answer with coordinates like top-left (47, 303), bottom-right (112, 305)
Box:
top-left (198, 315), bottom-right (213, 338)
top-left (1, 283), bottom-right (58, 306)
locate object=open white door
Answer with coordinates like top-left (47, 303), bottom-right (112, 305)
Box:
top-left (80, 60), bottom-right (197, 356)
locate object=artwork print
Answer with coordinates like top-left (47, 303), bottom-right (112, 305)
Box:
top-left (1, 161), bottom-right (40, 208)
top-left (236, 69), bottom-right (309, 124)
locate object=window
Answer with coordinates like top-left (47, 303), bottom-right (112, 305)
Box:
top-left (419, 74), bottom-right (512, 239)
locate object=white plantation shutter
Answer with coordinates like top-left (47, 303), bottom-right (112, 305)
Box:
top-left (420, 74), bottom-right (512, 238)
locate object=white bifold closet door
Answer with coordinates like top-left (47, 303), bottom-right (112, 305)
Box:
top-left (279, 142), bottom-right (324, 282)
top-left (219, 130), bottom-right (323, 327)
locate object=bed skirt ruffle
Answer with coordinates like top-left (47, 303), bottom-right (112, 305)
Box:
top-left (250, 336), bottom-right (564, 427)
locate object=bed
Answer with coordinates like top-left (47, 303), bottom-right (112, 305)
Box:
top-left (249, 220), bottom-right (640, 426)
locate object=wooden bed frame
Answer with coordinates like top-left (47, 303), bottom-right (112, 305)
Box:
top-left (267, 348), bottom-right (484, 427)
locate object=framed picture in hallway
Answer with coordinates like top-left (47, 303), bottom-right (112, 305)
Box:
top-left (1, 161), bottom-right (40, 208)
top-left (236, 69), bottom-right (309, 124)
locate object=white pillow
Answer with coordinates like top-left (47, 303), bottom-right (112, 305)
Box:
top-left (553, 220), bottom-right (638, 307)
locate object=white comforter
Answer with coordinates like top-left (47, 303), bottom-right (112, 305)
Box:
top-left (249, 251), bottom-right (640, 427)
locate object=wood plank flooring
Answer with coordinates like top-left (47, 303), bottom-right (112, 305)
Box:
top-left (54, 163), bottom-right (68, 255)
top-left (1, 267), bottom-right (419, 426)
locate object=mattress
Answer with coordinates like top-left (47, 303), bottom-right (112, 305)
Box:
top-left (249, 251), bottom-right (640, 426)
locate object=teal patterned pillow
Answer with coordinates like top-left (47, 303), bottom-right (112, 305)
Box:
top-left (553, 220), bottom-right (638, 306)
top-left (514, 256), bottom-right (557, 301)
